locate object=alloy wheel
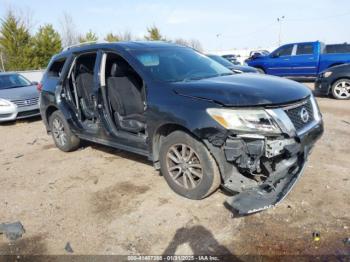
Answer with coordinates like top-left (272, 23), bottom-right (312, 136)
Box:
top-left (52, 118), bottom-right (68, 147)
top-left (334, 80), bottom-right (350, 99)
top-left (166, 144), bottom-right (203, 189)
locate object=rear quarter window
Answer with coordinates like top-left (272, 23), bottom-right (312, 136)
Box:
top-left (325, 44), bottom-right (350, 54)
top-left (47, 59), bottom-right (66, 77)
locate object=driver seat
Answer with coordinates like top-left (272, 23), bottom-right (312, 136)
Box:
top-left (107, 62), bottom-right (146, 133)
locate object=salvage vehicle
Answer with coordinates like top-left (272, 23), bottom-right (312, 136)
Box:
top-left (315, 63), bottom-right (350, 99)
top-left (0, 73), bottom-right (40, 122)
top-left (246, 41), bottom-right (350, 77)
top-left (206, 54), bottom-right (259, 74)
top-left (39, 41), bottom-right (323, 214)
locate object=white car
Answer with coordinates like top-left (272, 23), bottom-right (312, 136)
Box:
top-left (0, 73), bottom-right (40, 122)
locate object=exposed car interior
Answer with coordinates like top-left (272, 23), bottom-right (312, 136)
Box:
top-left (64, 52), bottom-right (98, 123)
top-left (75, 53), bottom-right (97, 120)
top-left (104, 52), bottom-right (146, 133)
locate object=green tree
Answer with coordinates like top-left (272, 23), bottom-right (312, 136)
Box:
top-left (79, 29), bottom-right (98, 43)
top-left (0, 11), bottom-right (33, 70)
top-left (105, 31), bottom-right (133, 42)
top-left (104, 32), bottom-right (121, 42)
top-left (32, 24), bottom-right (61, 69)
top-left (144, 25), bottom-right (165, 41)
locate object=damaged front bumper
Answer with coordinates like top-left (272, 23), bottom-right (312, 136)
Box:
top-left (206, 96), bottom-right (323, 214)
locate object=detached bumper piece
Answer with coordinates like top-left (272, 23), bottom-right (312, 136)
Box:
top-left (226, 156), bottom-right (305, 214)
top-left (223, 122), bottom-right (323, 215)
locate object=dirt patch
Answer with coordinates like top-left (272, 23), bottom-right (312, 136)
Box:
top-left (232, 214), bottom-right (350, 256)
top-left (0, 234), bottom-right (47, 255)
top-left (90, 181), bottom-right (150, 219)
top-left (41, 144), bottom-right (55, 150)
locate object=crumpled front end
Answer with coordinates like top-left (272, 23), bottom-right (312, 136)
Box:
top-left (205, 95), bottom-right (323, 214)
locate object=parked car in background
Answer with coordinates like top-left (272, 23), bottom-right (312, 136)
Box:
top-left (315, 63), bottom-right (350, 99)
top-left (39, 41), bottom-right (323, 214)
top-left (206, 54), bottom-right (259, 73)
top-left (249, 50), bottom-right (270, 59)
top-left (0, 73), bottom-right (40, 122)
top-left (246, 41), bottom-right (350, 77)
top-left (222, 54), bottom-right (241, 65)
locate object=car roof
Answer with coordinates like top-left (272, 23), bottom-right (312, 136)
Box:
top-left (60, 41), bottom-right (184, 55)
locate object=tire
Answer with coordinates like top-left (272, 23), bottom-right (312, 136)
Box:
top-left (331, 79), bottom-right (350, 100)
top-left (159, 131), bottom-right (221, 200)
top-left (49, 110), bottom-right (80, 152)
top-left (256, 68), bottom-right (265, 74)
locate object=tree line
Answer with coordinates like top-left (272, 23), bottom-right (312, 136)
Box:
top-left (0, 10), bottom-right (203, 72)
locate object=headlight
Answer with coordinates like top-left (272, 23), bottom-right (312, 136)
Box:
top-left (0, 98), bottom-right (12, 107)
top-left (206, 108), bottom-right (281, 133)
top-left (323, 71), bottom-right (332, 78)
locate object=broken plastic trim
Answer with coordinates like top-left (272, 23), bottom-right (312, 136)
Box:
top-left (225, 158), bottom-right (306, 214)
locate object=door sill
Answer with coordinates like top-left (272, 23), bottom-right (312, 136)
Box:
top-left (77, 133), bottom-right (150, 157)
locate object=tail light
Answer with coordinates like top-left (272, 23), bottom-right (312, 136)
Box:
top-left (37, 82), bottom-right (43, 92)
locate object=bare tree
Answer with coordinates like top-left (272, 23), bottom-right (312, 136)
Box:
top-left (173, 38), bottom-right (189, 47)
top-left (188, 39), bottom-right (203, 52)
top-left (59, 12), bottom-right (79, 47)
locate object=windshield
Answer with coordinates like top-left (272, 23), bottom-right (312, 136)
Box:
top-left (0, 74), bottom-right (32, 90)
top-left (207, 55), bottom-right (234, 67)
top-left (132, 48), bottom-right (232, 82)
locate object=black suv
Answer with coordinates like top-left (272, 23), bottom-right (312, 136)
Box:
top-left (39, 41), bottom-right (323, 214)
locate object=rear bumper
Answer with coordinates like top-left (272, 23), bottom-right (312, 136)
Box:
top-left (0, 104), bottom-right (40, 122)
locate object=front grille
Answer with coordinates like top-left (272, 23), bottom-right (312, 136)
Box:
top-left (284, 98), bottom-right (314, 131)
top-left (11, 97), bottom-right (39, 107)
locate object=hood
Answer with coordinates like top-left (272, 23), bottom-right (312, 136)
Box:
top-left (172, 74), bottom-right (311, 107)
top-left (229, 65), bottom-right (258, 73)
top-left (0, 85), bottom-right (38, 101)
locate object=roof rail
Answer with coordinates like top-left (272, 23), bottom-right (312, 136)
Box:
top-left (62, 40), bottom-right (108, 51)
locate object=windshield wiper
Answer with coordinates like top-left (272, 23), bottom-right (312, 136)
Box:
top-left (182, 74), bottom-right (219, 82)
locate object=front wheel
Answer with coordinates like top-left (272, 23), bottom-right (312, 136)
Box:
top-left (331, 79), bottom-right (350, 99)
top-left (159, 131), bottom-right (221, 200)
top-left (49, 111), bottom-right (80, 152)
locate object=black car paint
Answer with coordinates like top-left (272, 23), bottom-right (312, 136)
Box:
top-left (315, 63), bottom-right (350, 96)
top-left (40, 42), bottom-right (323, 214)
top-left (173, 74), bottom-right (311, 107)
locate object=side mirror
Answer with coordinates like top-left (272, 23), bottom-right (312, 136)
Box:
top-left (31, 81), bottom-right (39, 85)
top-left (271, 53), bottom-right (279, 58)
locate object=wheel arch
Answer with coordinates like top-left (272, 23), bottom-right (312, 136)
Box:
top-left (151, 123), bottom-right (200, 167)
top-left (328, 63), bottom-right (344, 69)
top-left (331, 76), bottom-right (350, 87)
top-left (45, 105), bottom-right (58, 130)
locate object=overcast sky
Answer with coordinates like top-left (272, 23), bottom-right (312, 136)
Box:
top-left (0, 0), bottom-right (349, 51)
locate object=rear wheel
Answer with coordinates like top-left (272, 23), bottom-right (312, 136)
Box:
top-left (49, 111), bottom-right (80, 152)
top-left (159, 131), bottom-right (221, 200)
top-left (331, 79), bottom-right (350, 99)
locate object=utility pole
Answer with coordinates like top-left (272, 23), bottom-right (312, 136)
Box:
top-left (277, 16), bottom-right (285, 46)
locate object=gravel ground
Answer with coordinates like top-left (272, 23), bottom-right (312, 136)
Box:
top-left (0, 83), bottom-right (349, 258)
